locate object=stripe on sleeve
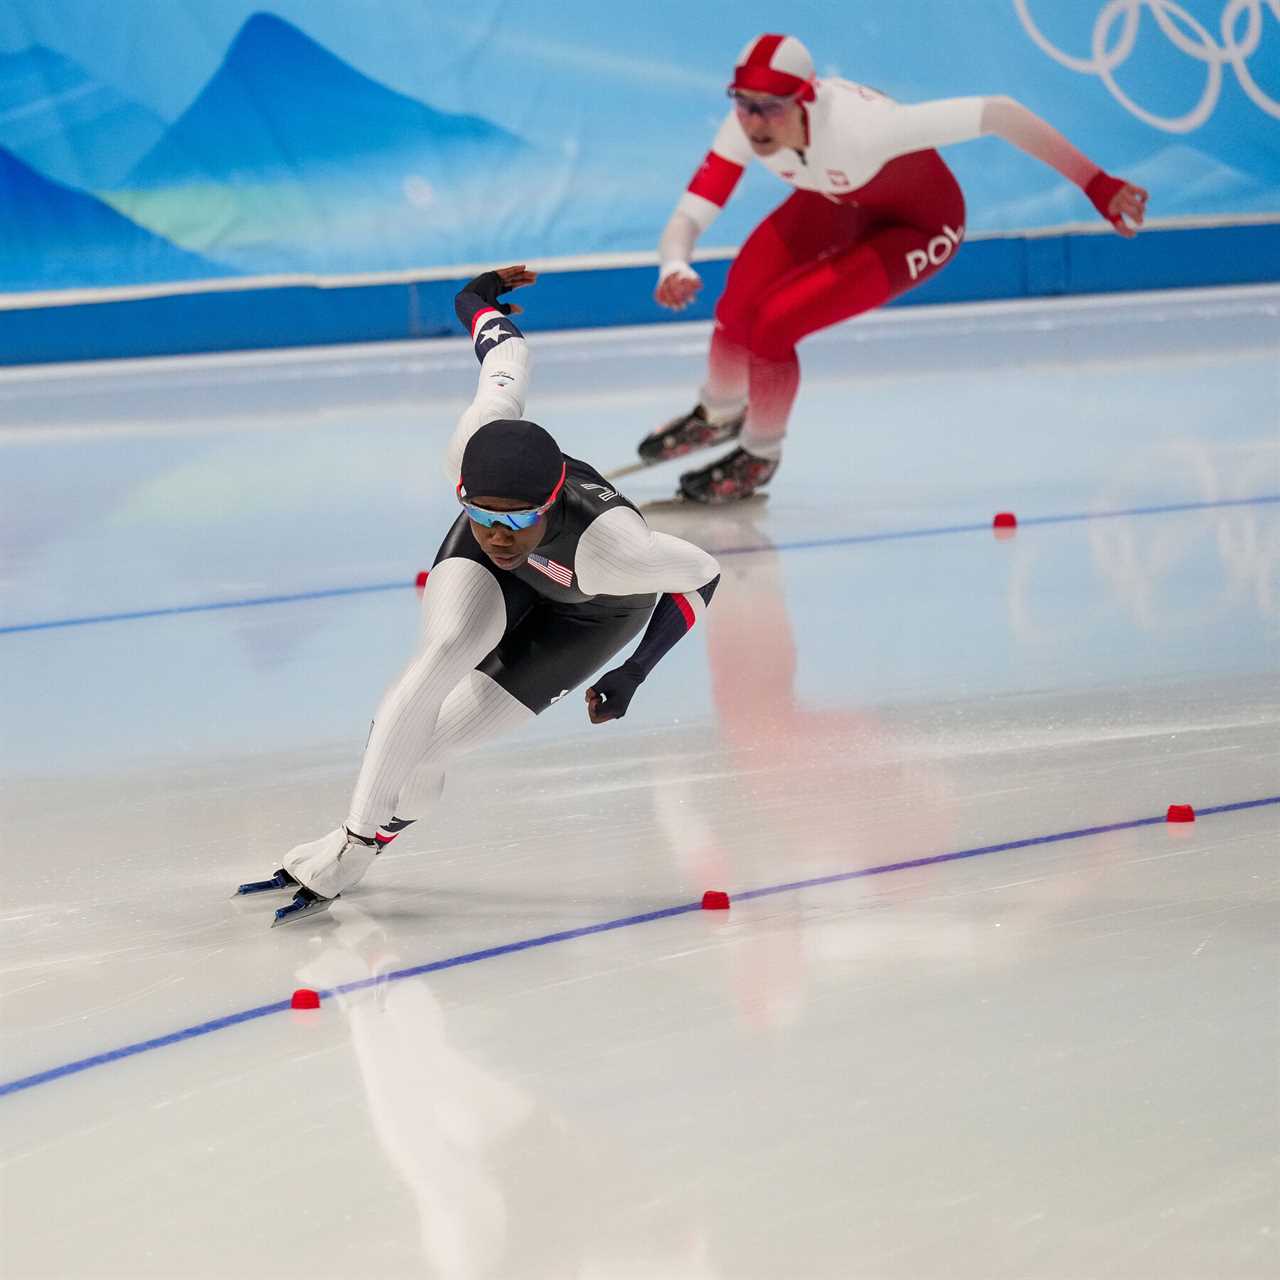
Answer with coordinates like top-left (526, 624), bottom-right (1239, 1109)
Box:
top-left (687, 151), bottom-right (745, 207)
top-left (675, 587), bottom-right (711, 629)
top-left (470, 306), bottom-right (501, 337)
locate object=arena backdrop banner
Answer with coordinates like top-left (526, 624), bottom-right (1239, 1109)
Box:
top-left (0, 0), bottom-right (1276, 297)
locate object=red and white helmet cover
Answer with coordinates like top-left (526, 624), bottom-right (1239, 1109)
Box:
top-left (732, 34), bottom-right (816, 102)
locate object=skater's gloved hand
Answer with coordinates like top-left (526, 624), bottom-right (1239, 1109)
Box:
top-left (585, 661), bottom-right (645, 724)
top-left (462, 264), bottom-right (538, 316)
top-left (655, 264), bottom-right (702, 312)
top-left (1085, 172), bottom-right (1148, 238)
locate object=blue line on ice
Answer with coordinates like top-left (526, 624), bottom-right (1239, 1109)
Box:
top-left (1, 795), bottom-right (1276, 1100)
top-left (2, 494), bottom-right (1276, 636)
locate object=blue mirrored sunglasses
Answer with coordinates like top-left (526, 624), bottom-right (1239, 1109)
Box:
top-left (459, 501), bottom-right (547, 531)
top-left (456, 462), bottom-right (567, 531)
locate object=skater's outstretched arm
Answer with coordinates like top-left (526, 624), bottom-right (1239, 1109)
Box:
top-left (656, 113), bottom-right (753, 311)
top-left (575, 507), bottom-right (722, 723)
top-left (876, 95), bottom-right (1149, 237)
top-left (977, 96), bottom-right (1148, 236)
top-left (443, 266), bottom-right (538, 480)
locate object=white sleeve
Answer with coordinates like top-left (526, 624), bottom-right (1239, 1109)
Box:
top-left (659, 111), bottom-right (753, 272)
top-left (575, 506), bottom-right (720, 597)
top-left (674, 192), bottom-right (724, 232)
top-left (707, 109), bottom-right (755, 169)
top-left (874, 96), bottom-right (987, 159)
top-left (979, 95), bottom-right (1098, 189)
top-left (442, 337), bottom-right (532, 483)
top-left (658, 211), bottom-right (703, 279)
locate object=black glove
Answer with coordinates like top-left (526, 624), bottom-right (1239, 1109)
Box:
top-left (586, 661), bottom-right (645, 723)
top-left (462, 270), bottom-right (517, 315)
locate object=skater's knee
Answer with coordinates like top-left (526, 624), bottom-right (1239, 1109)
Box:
top-left (410, 635), bottom-right (483, 687)
top-left (737, 296), bottom-right (791, 360)
top-left (419, 558), bottom-right (507, 648)
top-left (712, 296), bottom-right (753, 347)
top-left (745, 318), bottom-right (798, 364)
top-left (418, 603), bottom-right (505, 667)
top-left (383, 639), bottom-right (480, 719)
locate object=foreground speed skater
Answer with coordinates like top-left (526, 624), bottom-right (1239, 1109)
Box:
top-left (640, 32), bottom-right (1150, 503)
top-left (237, 267), bottom-right (721, 925)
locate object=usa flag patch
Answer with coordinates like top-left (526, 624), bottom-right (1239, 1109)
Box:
top-left (527, 554), bottom-right (573, 587)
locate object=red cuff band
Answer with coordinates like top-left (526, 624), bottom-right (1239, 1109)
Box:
top-left (1085, 171), bottom-right (1125, 224)
top-left (470, 306), bottom-right (500, 337)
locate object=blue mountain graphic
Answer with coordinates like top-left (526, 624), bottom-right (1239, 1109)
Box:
top-left (127, 11), bottom-right (525, 187)
top-left (109, 11), bottom-right (540, 274)
top-left (0, 45), bottom-right (166, 189)
top-left (0, 146), bottom-right (230, 291)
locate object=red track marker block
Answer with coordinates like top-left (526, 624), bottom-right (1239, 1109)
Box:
top-left (1166, 804), bottom-right (1195, 823)
top-left (701, 890), bottom-right (730, 911)
top-left (415, 570), bottom-right (429, 589)
top-left (992, 511), bottom-right (1018, 541)
top-left (290, 988), bottom-right (321, 1010)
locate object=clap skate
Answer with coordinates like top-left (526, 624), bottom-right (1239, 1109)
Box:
top-left (636, 404), bottom-right (745, 466)
top-left (678, 446), bottom-right (779, 504)
top-left (270, 885), bottom-right (336, 928)
top-left (233, 866), bottom-right (336, 927)
top-left (235, 826), bottom-right (379, 928)
top-left (233, 868), bottom-right (299, 897)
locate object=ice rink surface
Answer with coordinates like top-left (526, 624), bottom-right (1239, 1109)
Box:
top-left (1, 285), bottom-right (1278, 1279)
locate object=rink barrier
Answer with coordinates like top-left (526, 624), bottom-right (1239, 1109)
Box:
top-left (2, 492), bottom-right (1276, 636)
top-left (1, 794), bottom-right (1277, 1100)
top-left (1, 220), bottom-right (1278, 366)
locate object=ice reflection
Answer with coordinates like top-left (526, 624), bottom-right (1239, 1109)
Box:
top-left (645, 505), bottom-right (966, 1021)
top-left (295, 905), bottom-right (531, 1279)
top-left (642, 503), bottom-right (1172, 1029)
top-left (1086, 440), bottom-right (1280, 626)
top-left (299, 903), bottom-right (725, 1278)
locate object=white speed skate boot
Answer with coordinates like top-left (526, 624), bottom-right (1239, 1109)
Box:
top-left (236, 827), bottom-right (379, 928)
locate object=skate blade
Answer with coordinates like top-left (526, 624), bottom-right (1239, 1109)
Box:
top-left (639, 495), bottom-right (690, 513)
top-left (232, 869), bottom-right (297, 898)
top-left (270, 893), bottom-right (337, 929)
top-left (620, 445), bottom-right (715, 478)
top-left (603, 460), bottom-right (649, 481)
top-left (643, 492), bottom-right (768, 513)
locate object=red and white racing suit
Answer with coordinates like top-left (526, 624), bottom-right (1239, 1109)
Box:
top-left (659, 85), bottom-right (1106, 459)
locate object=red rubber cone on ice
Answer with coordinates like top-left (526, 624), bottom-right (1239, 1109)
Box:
top-left (992, 512), bottom-right (1017, 541)
top-left (415, 570), bottom-right (429, 589)
top-left (1166, 804), bottom-right (1195, 823)
top-left (290, 988), bottom-right (321, 1009)
top-left (701, 890), bottom-right (730, 910)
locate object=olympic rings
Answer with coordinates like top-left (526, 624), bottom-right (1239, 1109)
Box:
top-left (1013, 0), bottom-right (1280, 131)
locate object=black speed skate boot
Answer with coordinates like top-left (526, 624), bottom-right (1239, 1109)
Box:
top-left (637, 404), bottom-right (745, 466)
top-left (678, 446), bottom-right (779, 504)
